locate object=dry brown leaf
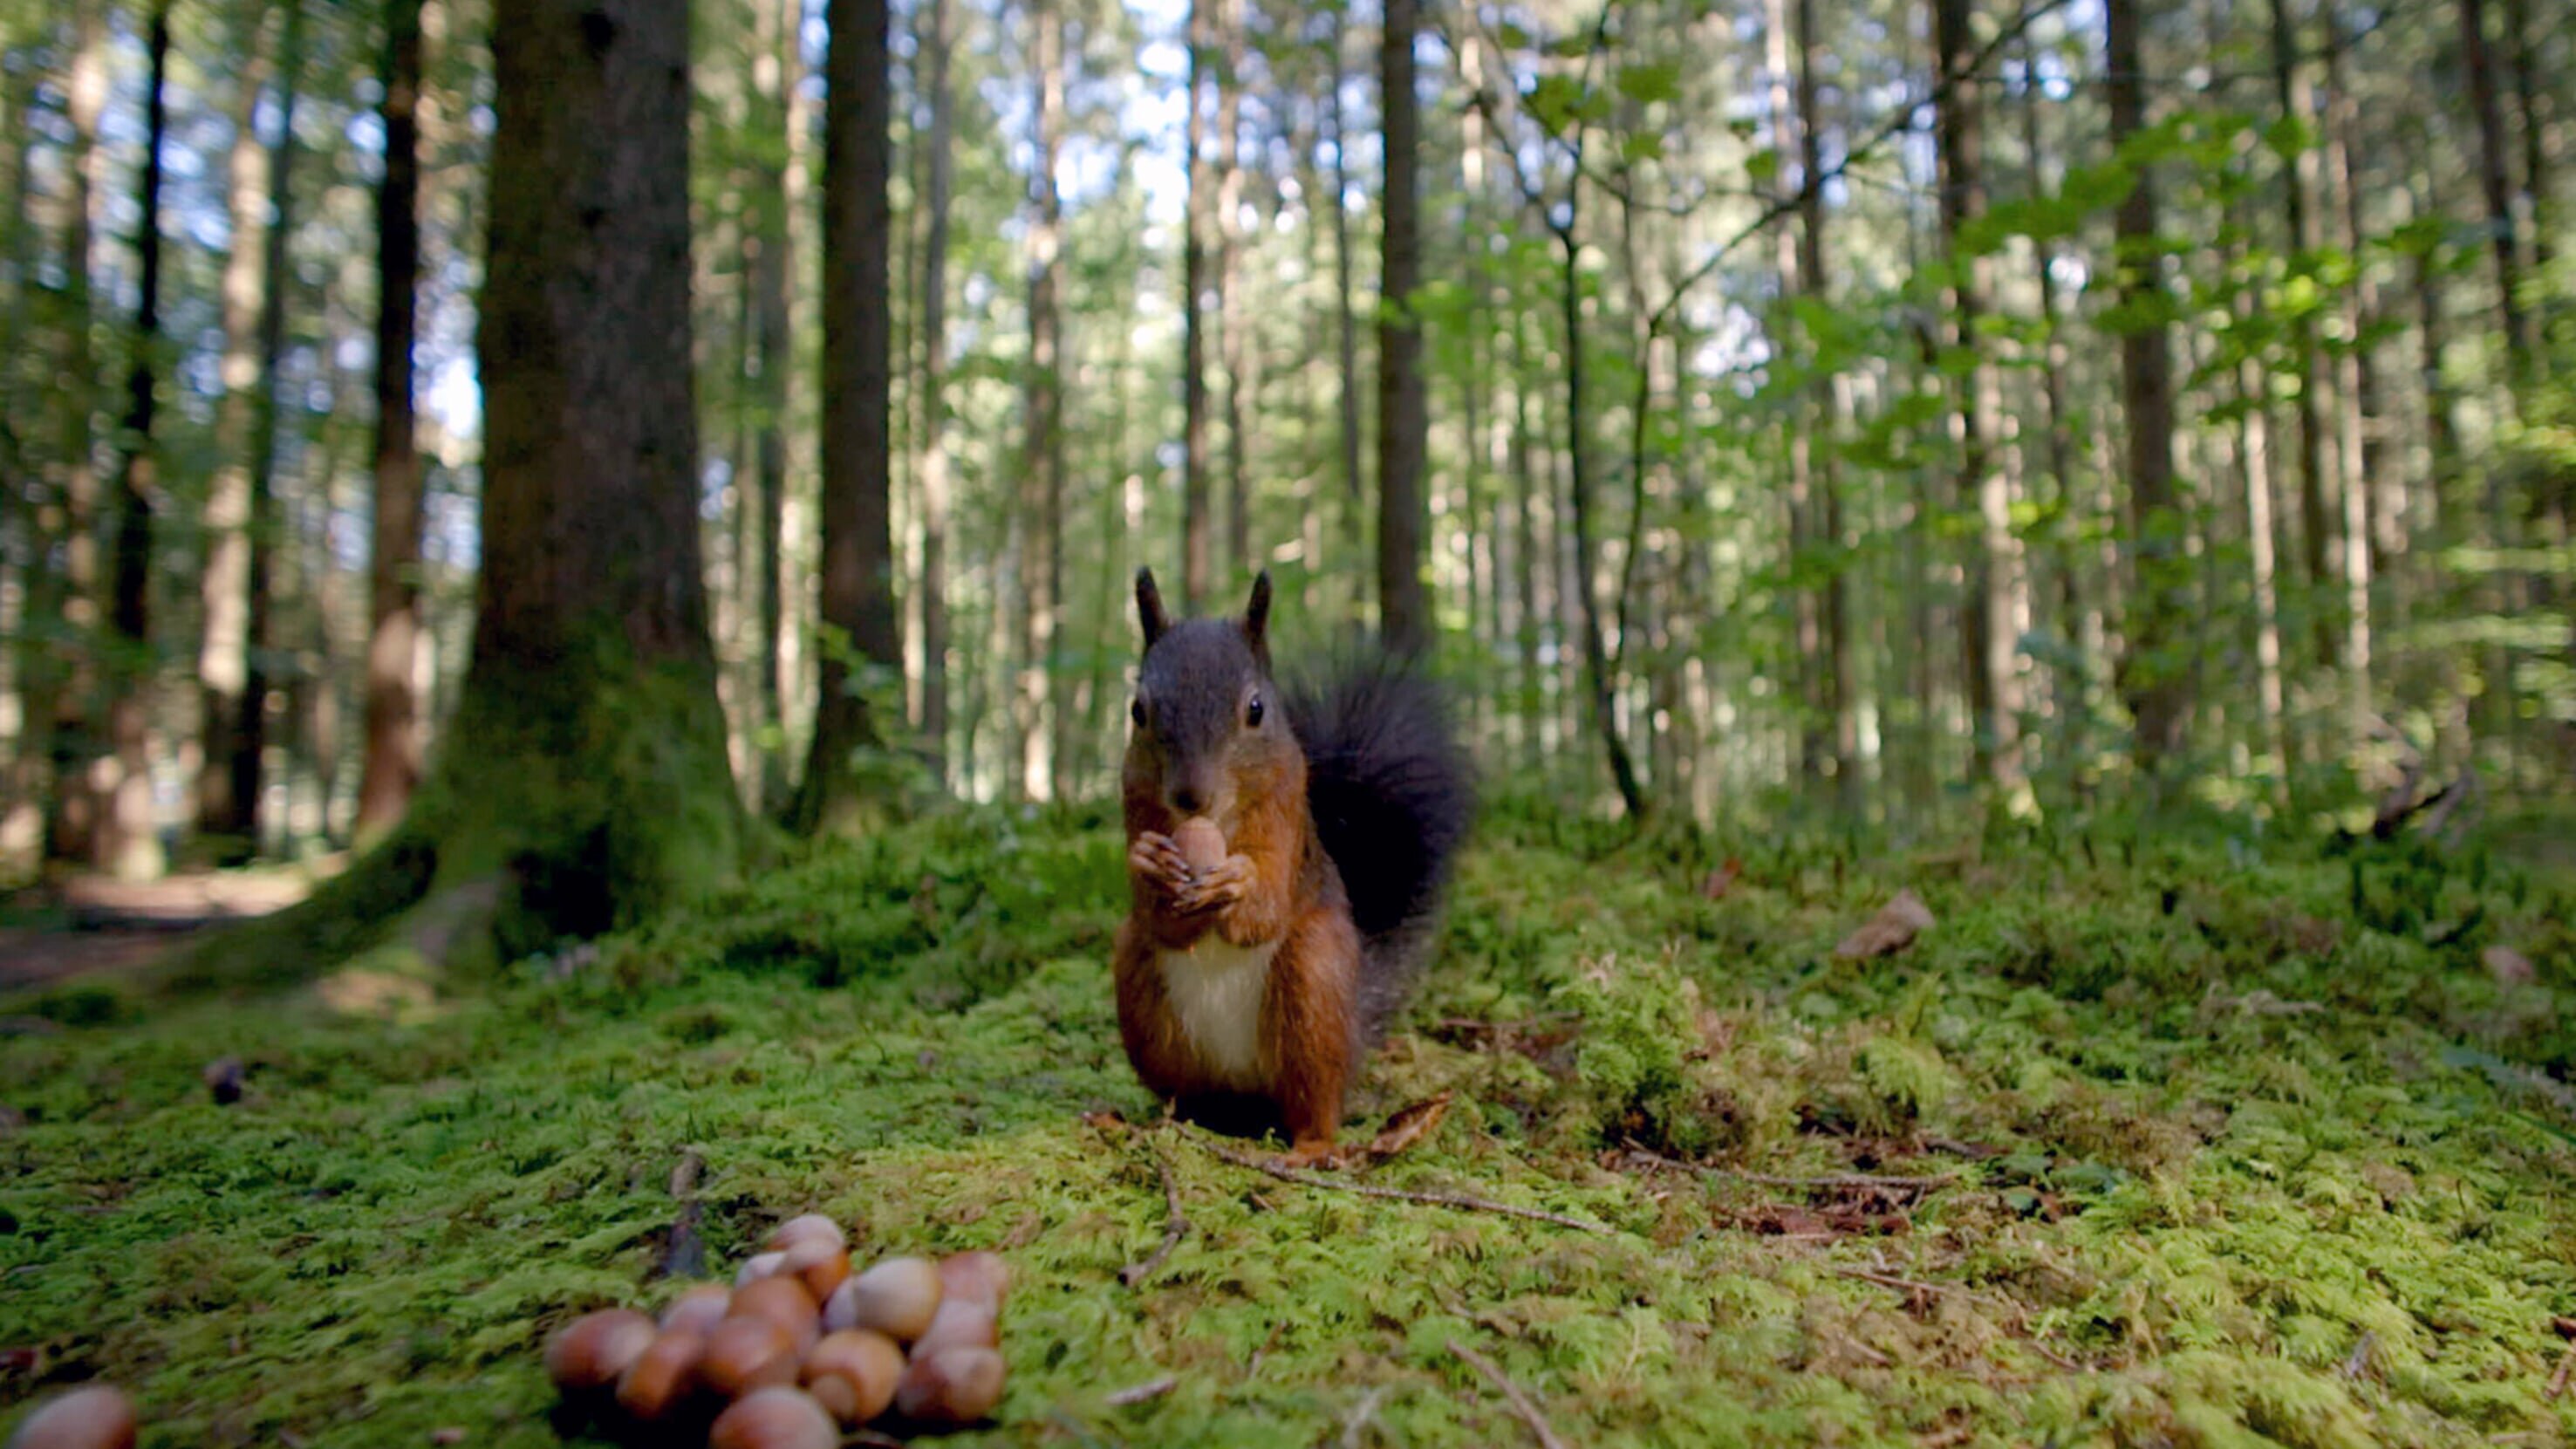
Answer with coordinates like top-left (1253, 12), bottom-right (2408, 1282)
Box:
top-left (2484, 945), bottom-right (2536, 986)
top-left (1835, 890), bottom-right (1936, 960)
top-left (1364, 1092), bottom-right (1453, 1162)
top-left (1701, 858), bottom-right (1744, 900)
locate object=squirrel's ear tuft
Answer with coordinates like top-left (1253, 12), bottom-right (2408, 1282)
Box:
top-left (1136, 567), bottom-right (1170, 649)
top-left (1242, 571), bottom-right (1273, 660)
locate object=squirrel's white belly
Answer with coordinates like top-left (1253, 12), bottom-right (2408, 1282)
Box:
top-left (1157, 937), bottom-right (1278, 1088)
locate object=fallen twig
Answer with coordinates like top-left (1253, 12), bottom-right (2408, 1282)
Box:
top-left (1446, 1338), bottom-right (1574, 1449)
top-left (1188, 1132), bottom-right (1611, 1234)
top-left (1106, 1375), bottom-right (1178, 1406)
top-left (2549, 1340), bottom-right (2575, 1401)
top-left (653, 1146), bottom-right (707, 1280)
top-left (1119, 1141), bottom-right (1190, 1288)
top-left (1338, 1386), bottom-right (1389, 1449)
top-left (1621, 1142), bottom-right (1956, 1196)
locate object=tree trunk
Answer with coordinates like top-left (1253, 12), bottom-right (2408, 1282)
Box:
top-left (2272, 0), bottom-right (2335, 642)
top-left (1935, 0), bottom-right (2022, 791)
top-left (914, 0), bottom-right (953, 786)
top-left (2456, 0), bottom-right (2529, 389)
top-left (1795, 0), bottom-right (1855, 806)
top-left (236, 0), bottom-right (307, 857)
top-left (797, 0), bottom-right (902, 832)
top-left (2108, 0), bottom-right (2188, 770)
top-left (1181, 0), bottom-right (1214, 608)
top-left (1561, 225), bottom-right (1644, 818)
top-left (1017, 0), bottom-right (1063, 803)
top-left (196, 6), bottom-right (274, 847)
top-left (358, 0), bottom-right (426, 843)
top-left (1376, 0), bottom-right (1430, 657)
top-left (95, 2), bottom-right (172, 880)
top-left (45, 1), bottom-right (109, 865)
top-left (1765, 0), bottom-right (1820, 786)
top-left (1328, 7), bottom-right (1363, 625)
top-left (2322, 10), bottom-right (2372, 745)
top-left (2019, 38), bottom-right (2086, 789)
top-left (746, 0), bottom-right (797, 810)
top-left (1217, 0), bottom-right (1249, 578)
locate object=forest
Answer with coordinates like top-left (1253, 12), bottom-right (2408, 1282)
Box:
top-left (2, 0), bottom-right (2573, 1443)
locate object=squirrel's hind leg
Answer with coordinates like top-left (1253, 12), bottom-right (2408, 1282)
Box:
top-left (1262, 904), bottom-right (1363, 1167)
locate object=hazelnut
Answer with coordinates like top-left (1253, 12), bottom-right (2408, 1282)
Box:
top-left (731, 1275), bottom-right (823, 1352)
top-left (613, 1328), bottom-right (706, 1424)
top-left (766, 1213), bottom-right (847, 1254)
top-left (844, 1256), bottom-right (943, 1343)
top-left (707, 1386), bottom-right (839, 1449)
top-left (697, 1315), bottom-right (799, 1398)
top-left (936, 1251), bottom-right (1010, 1310)
top-left (4, 1384), bottom-right (137, 1449)
top-left (659, 1282), bottom-right (732, 1336)
top-left (894, 1345), bottom-right (1008, 1426)
top-left (780, 1238), bottom-right (850, 1303)
top-left (819, 1277), bottom-right (860, 1333)
top-left (1172, 817), bottom-right (1227, 873)
top-left (799, 1329), bottom-right (904, 1425)
top-left (911, 1297), bottom-right (999, 1357)
top-left (734, 1250), bottom-right (787, 1288)
top-left (543, 1309), bottom-right (657, 1396)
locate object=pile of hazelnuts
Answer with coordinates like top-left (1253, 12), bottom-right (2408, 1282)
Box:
top-left (543, 1214), bottom-right (1009, 1446)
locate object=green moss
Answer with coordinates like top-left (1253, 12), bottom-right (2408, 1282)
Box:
top-left (4, 812), bottom-right (2573, 1446)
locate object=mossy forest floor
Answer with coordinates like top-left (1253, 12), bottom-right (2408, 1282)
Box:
top-left (4, 804), bottom-right (2575, 1447)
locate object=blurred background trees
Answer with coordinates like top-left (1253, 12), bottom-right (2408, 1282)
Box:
top-left (0, 0), bottom-right (2567, 887)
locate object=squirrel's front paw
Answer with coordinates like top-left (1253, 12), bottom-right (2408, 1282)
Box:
top-left (1171, 853), bottom-right (1251, 914)
top-left (1129, 830), bottom-right (1192, 890)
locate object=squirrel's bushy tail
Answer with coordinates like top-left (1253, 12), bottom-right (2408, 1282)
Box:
top-left (1285, 653), bottom-right (1474, 1041)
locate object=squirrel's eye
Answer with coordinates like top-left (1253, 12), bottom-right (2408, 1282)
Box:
top-left (1131, 698), bottom-right (1147, 728)
top-left (1246, 694), bottom-right (1264, 728)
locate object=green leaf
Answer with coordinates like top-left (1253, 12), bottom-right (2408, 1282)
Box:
top-left (1745, 147), bottom-right (1780, 184)
top-left (1615, 61), bottom-right (1684, 106)
top-left (1621, 132), bottom-right (1665, 163)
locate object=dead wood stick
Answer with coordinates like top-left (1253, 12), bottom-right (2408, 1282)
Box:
top-left (1106, 1375), bottom-right (1178, 1406)
top-left (2549, 1339), bottom-right (2576, 1401)
top-left (1621, 1141), bottom-right (1956, 1193)
top-left (1338, 1386), bottom-right (1389, 1449)
top-left (1120, 1141), bottom-right (1191, 1287)
top-left (1188, 1133), bottom-right (1610, 1234)
top-left (1446, 1338), bottom-right (1575, 1449)
top-left (653, 1145), bottom-right (707, 1281)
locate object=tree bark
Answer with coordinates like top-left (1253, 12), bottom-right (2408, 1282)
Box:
top-left (2271, 0), bottom-right (2335, 637)
top-left (358, 0), bottom-right (426, 843)
top-left (746, 0), bottom-right (797, 810)
top-left (1376, 0), bottom-right (1430, 657)
top-left (195, 5), bottom-right (275, 846)
top-left (797, 0), bottom-right (902, 832)
top-left (2456, 0), bottom-right (2529, 388)
top-left (96, 1), bottom-right (172, 879)
top-left (45, 1), bottom-right (109, 864)
top-left (1794, 0), bottom-right (1855, 805)
top-left (1328, 8), bottom-right (1364, 626)
top-left (1935, 0), bottom-right (2022, 791)
top-left (2108, 0), bottom-right (2188, 770)
top-left (235, 0), bottom-right (307, 857)
top-left (1216, 0), bottom-right (1250, 578)
top-left (914, 0), bottom-right (953, 786)
top-left (1181, 0), bottom-right (1214, 608)
top-left (1016, 0), bottom-right (1063, 803)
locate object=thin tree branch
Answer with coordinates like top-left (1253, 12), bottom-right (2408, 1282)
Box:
top-left (1186, 1131), bottom-right (1612, 1234)
top-left (1119, 1139), bottom-right (1191, 1287)
top-left (1446, 1338), bottom-right (1575, 1449)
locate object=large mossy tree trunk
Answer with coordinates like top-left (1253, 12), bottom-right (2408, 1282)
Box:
top-left (205, 0), bottom-right (739, 981)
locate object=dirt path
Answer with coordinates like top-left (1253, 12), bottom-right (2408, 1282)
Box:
top-left (0, 870), bottom-right (321, 991)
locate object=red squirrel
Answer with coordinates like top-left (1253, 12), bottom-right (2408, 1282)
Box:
top-left (1112, 569), bottom-right (1472, 1165)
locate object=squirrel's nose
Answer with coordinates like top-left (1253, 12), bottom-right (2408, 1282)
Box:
top-left (1171, 785), bottom-right (1205, 816)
